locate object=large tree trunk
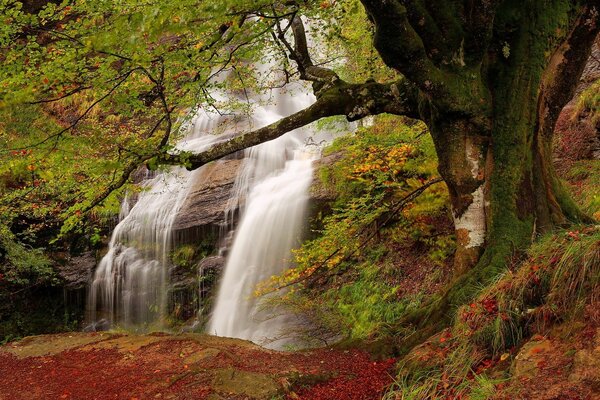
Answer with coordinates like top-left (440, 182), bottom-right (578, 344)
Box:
top-left (359, 3), bottom-right (600, 340)
top-left (418, 2), bottom-right (600, 281)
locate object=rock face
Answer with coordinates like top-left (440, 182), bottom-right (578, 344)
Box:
top-left (575, 38), bottom-right (600, 96)
top-left (310, 151), bottom-right (342, 203)
top-left (165, 152), bottom-right (342, 326)
top-left (167, 159), bottom-right (241, 324)
top-left (56, 252), bottom-right (96, 290)
top-left (554, 40), bottom-right (600, 165)
top-left (172, 159), bottom-right (242, 234)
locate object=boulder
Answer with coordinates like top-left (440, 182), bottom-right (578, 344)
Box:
top-left (309, 151), bottom-right (342, 203)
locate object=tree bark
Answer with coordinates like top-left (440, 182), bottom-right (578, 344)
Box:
top-left (363, 0), bottom-right (599, 277)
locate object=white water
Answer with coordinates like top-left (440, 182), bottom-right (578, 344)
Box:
top-left (86, 74), bottom-right (328, 338)
top-left (208, 145), bottom-right (318, 348)
top-left (87, 25), bottom-right (338, 341)
top-left (86, 111), bottom-right (229, 329)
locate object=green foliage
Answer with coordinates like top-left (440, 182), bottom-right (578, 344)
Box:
top-left (311, 0), bottom-right (397, 83)
top-left (323, 264), bottom-right (423, 339)
top-left (576, 78), bottom-right (600, 124)
top-left (171, 244), bottom-right (196, 268)
top-left (261, 116), bottom-right (451, 340)
top-left (0, 224), bottom-right (54, 286)
top-left (564, 160), bottom-right (600, 218)
top-left (290, 115), bottom-right (447, 280)
top-left (0, 0), bottom-right (329, 243)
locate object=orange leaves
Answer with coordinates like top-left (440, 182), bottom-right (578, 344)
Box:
top-left (319, 1), bottom-right (333, 9)
top-left (349, 143), bottom-right (417, 182)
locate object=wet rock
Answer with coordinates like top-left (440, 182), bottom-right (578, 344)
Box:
top-left (569, 328), bottom-right (600, 388)
top-left (574, 38), bottom-right (600, 96)
top-left (309, 151), bottom-right (342, 203)
top-left (56, 251), bottom-right (96, 290)
top-left (212, 367), bottom-right (281, 399)
top-left (198, 255), bottom-right (225, 273)
top-left (82, 318), bottom-right (110, 332)
top-left (198, 256), bottom-right (225, 302)
top-left (512, 339), bottom-right (553, 378)
top-left (306, 151), bottom-right (343, 240)
top-left (172, 159), bottom-right (242, 232)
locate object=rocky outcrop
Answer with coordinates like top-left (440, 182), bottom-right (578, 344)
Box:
top-left (574, 37), bottom-right (600, 96)
top-left (554, 39), bottom-right (600, 166)
top-left (171, 159), bottom-right (243, 233)
top-left (310, 151), bottom-right (342, 203)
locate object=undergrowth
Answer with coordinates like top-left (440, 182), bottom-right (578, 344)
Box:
top-left (576, 78), bottom-right (600, 124)
top-left (385, 226), bottom-right (600, 399)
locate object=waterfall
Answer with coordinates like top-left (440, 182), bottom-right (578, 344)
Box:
top-left (207, 132), bottom-right (319, 349)
top-left (87, 37), bottom-right (338, 342)
top-left (86, 75), bottom-right (328, 336)
top-left (86, 106), bottom-right (235, 330)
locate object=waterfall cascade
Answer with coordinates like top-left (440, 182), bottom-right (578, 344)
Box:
top-left (86, 75), bottom-right (336, 344)
top-left (86, 113), bottom-right (230, 329)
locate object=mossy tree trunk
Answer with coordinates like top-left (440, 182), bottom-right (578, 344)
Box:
top-left (362, 0), bottom-right (599, 285)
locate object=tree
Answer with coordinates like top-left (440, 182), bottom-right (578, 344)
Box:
top-left (160, 0), bottom-right (600, 289)
top-left (1, 0), bottom-right (599, 328)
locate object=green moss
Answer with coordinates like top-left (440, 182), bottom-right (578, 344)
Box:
top-left (171, 245), bottom-right (197, 268)
top-left (323, 263), bottom-right (423, 339)
top-left (576, 79), bottom-right (600, 124)
top-left (563, 160), bottom-right (600, 217)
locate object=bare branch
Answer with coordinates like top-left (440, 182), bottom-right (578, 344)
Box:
top-left (273, 13), bottom-right (340, 95)
top-left (27, 85), bottom-right (92, 105)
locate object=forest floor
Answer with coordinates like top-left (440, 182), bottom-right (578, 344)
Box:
top-left (0, 331), bottom-right (395, 400)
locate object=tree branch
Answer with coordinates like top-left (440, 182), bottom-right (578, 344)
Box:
top-left (360, 0), bottom-right (445, 94)
top-left (272, 12), bottom-right (340, 96)
top-left (538, 7), bottom-right (600, 137)
top-left (159, 79), bottom-right (420, 170)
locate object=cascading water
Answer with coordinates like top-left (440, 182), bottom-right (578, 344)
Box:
top-left (88, 22), bottom-right (339, 342)
top-left (207, 122), bottom-right (320, 349)
top-left (86, 107), bottom-right (234, 330)
top-left (87, 79), bottom-right (324, 334)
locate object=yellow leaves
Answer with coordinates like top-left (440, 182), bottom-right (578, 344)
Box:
top-left (348, 143), bottom-right (416, 181)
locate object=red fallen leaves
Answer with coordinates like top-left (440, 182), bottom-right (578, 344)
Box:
top-left (481, 297), bottom-right (498, 315)
top-left (439, 330), bottom-right (453, 344)
top-left (0, 336), bottom-right (396, 400)
top-left (290, 356), bottom-right (396, 400)
top-left (567, 230), bottom-right (581, 241)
